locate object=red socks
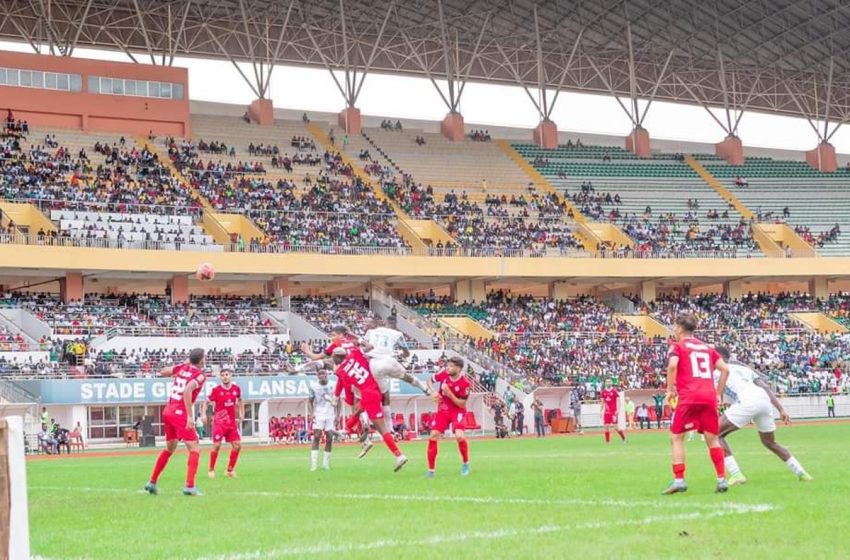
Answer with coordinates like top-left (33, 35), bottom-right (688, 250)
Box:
top-left (709, 446), bottom-right (726, 478)
top-left (227, 449), bottom-right (241, 473)
top-left (457, 439), bottom-right (469, 464)
top-left (382, 432), bottom-right (401, 457)
top-left (150, 450), bottom-right (173, 484)
top-left (427, 439), bottom-right (438, 470)
top-left (604, 430), bottom-right (611, 443)
top-left (209, 450), bottom-right (219, 471)
top-left (672, 462), bottom-right (686, 480)
top-left (186, 450), bottom-right (200, 488)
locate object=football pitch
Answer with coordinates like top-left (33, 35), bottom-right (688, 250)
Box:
top-left (26, 422), bottom-right (848, 560)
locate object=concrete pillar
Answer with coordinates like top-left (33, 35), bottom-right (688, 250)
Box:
top-left (60, 272), bottom-right (84, 304)
top-left (550, 281), bottom-right (572, 300)
top-left (169, 274), bottom-right (189, 305)
top-left (715, 135), bottom-right (744, 166)
top-left (247, 98), bottom-right (274, 126)
top-left (440, 112), bottom-right (465, 142)
top-left (266, 276), bottom-right (289, 301)
top-left (454, 279), bottom-right (486, 303)
top-left (805, 142), bottom-right (837, 173)
top-left (809, 277), bottom-right (829, 300)
top-left (625, 126), bottom-right (651, 157)
top-left (533, 119), bottom-right (558, 149)
top-left (338, 106), bottom-right (362, 134)
top-left (724, 280), bottom-right (744, 301)
top-left (640, 280), bottom-right (656, 304)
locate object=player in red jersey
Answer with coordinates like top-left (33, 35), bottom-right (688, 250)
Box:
top-left (600, 378), bottom-right (626, 444)
top-left (425, 356), bottom-right (471, 477)
top-left (331, 347), bottom-right (408, 471)
top-left (202, 369), bottom-right (244, 479)
top-left (662, 315), bottom-right (730, 495)
top-left (144, 348), bottom-right (207, 496)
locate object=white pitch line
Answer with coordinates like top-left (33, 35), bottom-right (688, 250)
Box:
top-left (28, 485), bottom-right (775, 513)
top-left (193, 506), bottom-right (775, 560)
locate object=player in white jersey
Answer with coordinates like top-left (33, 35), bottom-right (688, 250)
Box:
top-left (308, 368), bottom-right (340, 471)
top-left (714, 346), bottom-right (812, 485)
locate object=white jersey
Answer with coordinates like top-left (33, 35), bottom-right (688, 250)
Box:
top-left (309, 380), bottom-right (337, 419)
top-left (365, 327), bottom-right (406, 357)
top-left (714, 362), bottom-right (769, 405)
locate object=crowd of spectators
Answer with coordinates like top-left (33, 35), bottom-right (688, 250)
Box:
top-left (794, 224), bottom-right (842, 248)
top-left (1, 292), bottom-right (279, 336)
top-left (167, 136), bottom-right (409, 252)
top-left (410, 290), bottom-right (850, 393)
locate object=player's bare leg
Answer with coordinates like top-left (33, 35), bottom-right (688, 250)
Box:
top-left (226, 441), bottom-right (241, 477)
top-left (310, 428), bottom-right (324, 471)
top-left (208, 441), bottom-right (222, 478)
top-left (182, 439), bottom-right (203, 496)
top-left (322, 429), bottom-right (333, 470)
top-left (145, 439), bottom-right (178, 495)
top-left (758, 431), bottom-right (812, 481)
top-left (718, 416), bottom-right (746, 485)
top-left (358, 411), bottom-right (373, 459)
top-left (662, 433), bottom-right (688, 494)
top-left (703, 432), bottom-right (728, 493)
top-left (372, 417), bottom-right (407, 471)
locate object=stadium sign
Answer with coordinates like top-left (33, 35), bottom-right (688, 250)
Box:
top-left (17, 375), bottom-right (427, 405)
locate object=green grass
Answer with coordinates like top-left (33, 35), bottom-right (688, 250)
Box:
top-left (26, 423), bottom-right (849, 559)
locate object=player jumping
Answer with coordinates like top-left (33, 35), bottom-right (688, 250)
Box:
top-left (202, 369), bottom-right (244, 479)
top-left (600, 378), bottom-right (626, 444)
top-left (425, 356), bottom-right (471, 477)
top-left (331, 346), bottom-right (408, 471)
top-left (308, 368), bottom-right (340, 471)
top-left (144, 348), bottom-right (207, 496)
top-left (360, 316), bottom-right (431, 455)
top-left (662, 315), bottom-right (731, 495)
top-left (714, 346), bottom-right (812, 485)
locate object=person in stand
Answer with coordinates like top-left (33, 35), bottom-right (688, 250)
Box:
top-left (532, 396), bottom-right (546, 437)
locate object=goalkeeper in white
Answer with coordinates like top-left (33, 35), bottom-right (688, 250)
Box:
top-left (714, 346), bottom-right (812, 485)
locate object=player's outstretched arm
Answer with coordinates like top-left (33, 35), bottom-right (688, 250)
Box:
top-left (158, 365), bottom-right (176, 377)
top-left (754, 376), bottom-right (790, 424)
top-left (200, 400), bottom-right (209, 425)
top-left (300, 342), bottom-right (324, 361)
top-left (715, 358), bottom-right (730, 404)
top-left (665, 357), bottom-right (678, 403)
top-left (183, 379), bottom-right (200, 430)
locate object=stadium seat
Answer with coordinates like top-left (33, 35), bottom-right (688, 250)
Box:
top-left (464, 412), bottom-right (481, 430)
top-left (68, 431), bottom-right (84, 452)
top-left (408, 413), bottom-right (417, 433)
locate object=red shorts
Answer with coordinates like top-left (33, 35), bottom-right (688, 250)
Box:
top-left (358, 391), bottom-right (385, 421)
top-left (670, 403), bottom-right (719, 435)
top-left (163, 405), bottom-right (198, 442)
top-left (603, 411), bottom-right (617, 425)
top-left (212, 421), bottom-right (241, 444)
top-left (430, 409), bottom-right (466, 433)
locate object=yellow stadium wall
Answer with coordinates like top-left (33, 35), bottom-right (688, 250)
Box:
top-left (2, 244), bottom-right (850, 281)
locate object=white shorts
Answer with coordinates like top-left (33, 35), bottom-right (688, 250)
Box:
top-left (313, 415), bottom-right (336, 432)
top-left (369, 355), bottom-right (406, 393)
top-left (725, 397), bottom-right (776, 433)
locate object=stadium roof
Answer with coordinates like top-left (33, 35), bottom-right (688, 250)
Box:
top-left (4, 0), bottom-right (850, 137)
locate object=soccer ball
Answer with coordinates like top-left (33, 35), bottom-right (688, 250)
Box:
top-left (195, 262), bottom-right (215, 282)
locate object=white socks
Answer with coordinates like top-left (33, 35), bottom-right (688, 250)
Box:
top-left (312, 450), bottom-right (331, 469)
top-left (786, 456), bottom-right (805, 476)
top-left (724, 455), bottom-right (742, 477)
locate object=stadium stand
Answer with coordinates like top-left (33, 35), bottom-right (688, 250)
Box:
top-left (697, 153), bottom-right (850, 255)
top-left (513, 143), bottom-right (762, 257)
